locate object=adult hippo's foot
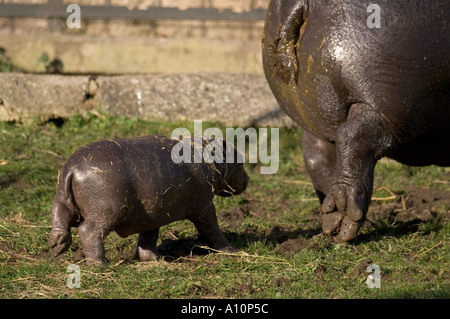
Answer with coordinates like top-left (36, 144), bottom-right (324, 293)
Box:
top-left (304, 104), bottom-right (396, 242)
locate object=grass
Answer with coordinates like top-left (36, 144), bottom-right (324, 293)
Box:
top-left (0, 49), bottom-right (22, 73)
top-left (0, 112), bottom-right (449, 299)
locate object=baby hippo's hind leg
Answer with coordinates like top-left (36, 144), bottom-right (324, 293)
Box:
top-left (48, 201), bottom-right (80, 257)
top-left (135, 229), bottom-right (160, 261)
top-left (78, 219), bottom-right (110, 266)
top-left (189, 203), bottom-right (238, 253)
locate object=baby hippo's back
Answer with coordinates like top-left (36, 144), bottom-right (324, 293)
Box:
top-left (62, 135), bottom-right (205, 237)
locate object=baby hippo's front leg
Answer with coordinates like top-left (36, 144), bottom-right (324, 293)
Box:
top-left (135, 229), bottom-right (160, 261)
top-left (189, 203), bottom-right (238, 253)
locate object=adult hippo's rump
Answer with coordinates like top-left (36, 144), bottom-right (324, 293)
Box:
top-left (262, 0), bottom-right (449, 242)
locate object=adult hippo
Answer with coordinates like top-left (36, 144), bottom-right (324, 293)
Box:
top-left (262, 0), bottom-right (449, 242)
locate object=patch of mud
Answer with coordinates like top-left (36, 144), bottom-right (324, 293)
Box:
top-left (314, 264), bottom-right (327, 278)
top-left (368, 186), bottom-right (450, 222)
top-left (0, 176), bottom-right (30, 190)
top-left (357, 186), bottom-right (449, 241)
top-left (218, 200), bottom-right (281, 225)
top-left (273, 235), bottom-right (329, 256)
top-left (272, 186), bottom-right (449, 254)
top-left (158, 238), bottom-right (198, 260)
top-left (274, 238), bottom-right (310, 255)
top-left (351, 259), bottom-right (392, 282)
top-left (186, 282), bottom-right (213, 296)
top-left (217, 206), bottom-right (250, 227)
top-left (351, 259), bottom-right (373, 278)
top-left (0, 242), bottom-right (41, 263)
top-left (273, 276), bottom-right (291, 287)
top-left (64, 246), bottom-right (85, 264)
top-left (0, 243), bottom-right (15, 260)
top-left (237, 276), bottom-right (255, 296)
top-left (269, 223), bottom-right (320, 243)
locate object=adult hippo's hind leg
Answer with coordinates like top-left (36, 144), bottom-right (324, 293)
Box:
top-left (302, 131), bottom-right (343, 235)
top-left (332, 103), bottom-right (395, 242)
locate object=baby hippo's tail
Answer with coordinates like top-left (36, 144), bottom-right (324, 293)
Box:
top-left (48, 168), bottom-right (80, 257)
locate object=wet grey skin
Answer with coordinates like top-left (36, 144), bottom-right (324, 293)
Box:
top-left (48, 136), bottom-right (248, 266)
top-left (262, 0), bottom-right (449, 242)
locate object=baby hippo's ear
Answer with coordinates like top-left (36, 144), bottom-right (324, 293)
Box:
top-left (222, 138), bottom-right (245, 164)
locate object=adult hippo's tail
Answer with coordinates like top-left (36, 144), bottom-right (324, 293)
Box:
top-left (262, 0), bottom-right (309, 84)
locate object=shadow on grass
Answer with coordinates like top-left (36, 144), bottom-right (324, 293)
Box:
top-left (383, 287), bottom-right (450, 299)
top-left (154, 212), bottom-right (445, 261)
top-left (356, 215), bottom-right (444, 244)
top-left (156, 225), bottom-right (323, 262)
top-left (40, 207), bottom-right (445, 265)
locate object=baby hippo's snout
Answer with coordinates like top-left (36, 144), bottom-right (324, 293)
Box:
top-left (215, 165), bottom-right (249, 197)
top-left (240, 170), bottom-right (249, 193)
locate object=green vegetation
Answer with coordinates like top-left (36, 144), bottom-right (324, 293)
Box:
top-left (0, 49), bottom-right (22, 73)
top-left (0, 112), bottom-right (448, 298)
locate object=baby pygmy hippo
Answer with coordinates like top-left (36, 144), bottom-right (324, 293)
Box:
top-left (48, 135), bottom-right (248, 265)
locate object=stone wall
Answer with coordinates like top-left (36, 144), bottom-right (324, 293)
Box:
top-left (0, 72), bottom-right (293, 127)
top-left (0, 1), bottom-right (285, 126)
top-left (0, 0), bottom-right (269, 74)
